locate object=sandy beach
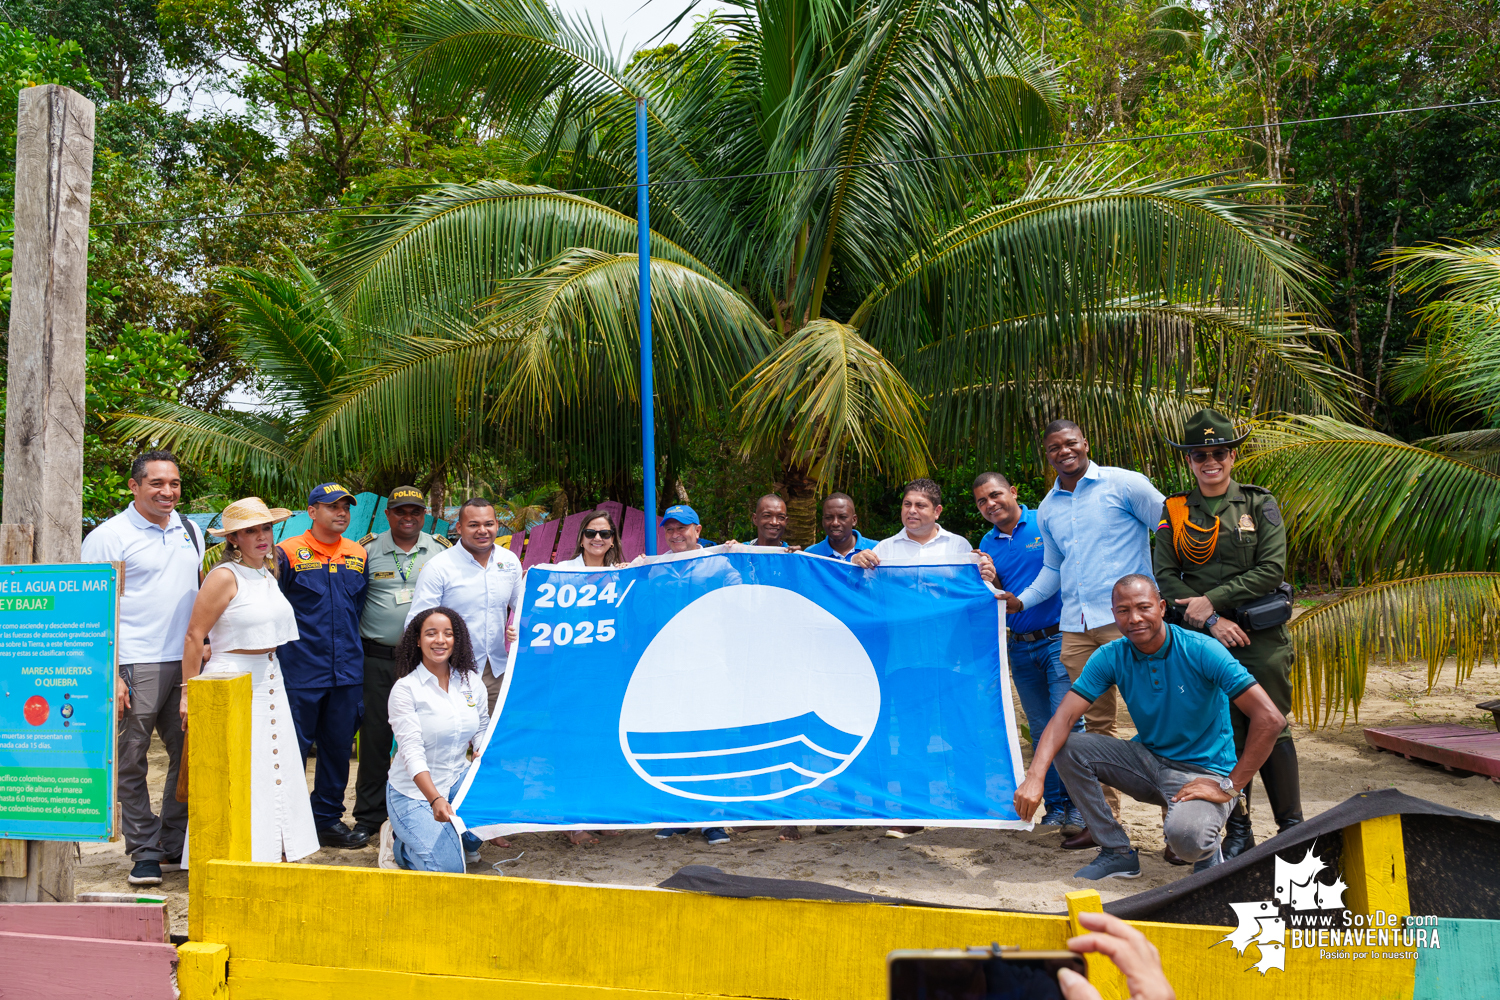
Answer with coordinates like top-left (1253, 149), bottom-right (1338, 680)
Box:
top-left (78, 656), bottom-right (1500, 937)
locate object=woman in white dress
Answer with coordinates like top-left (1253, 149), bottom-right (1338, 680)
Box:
top-left (179, 498), bottom-right (320, 864)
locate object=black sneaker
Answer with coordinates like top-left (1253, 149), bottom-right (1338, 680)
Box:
top-left (318, 823), bottom-right (371, 849)
top-left (128, 859), bottom-right (163, 885)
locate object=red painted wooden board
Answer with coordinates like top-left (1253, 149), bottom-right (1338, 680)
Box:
top-left (0, 902), bottom-right (166, 942)
top-left (0, 930), bottom-right (177, 999)
top-left (1363, 723), bottom-right (1500, 778)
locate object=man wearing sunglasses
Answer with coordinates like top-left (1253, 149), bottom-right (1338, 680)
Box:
top-left (1154, 408), bottom-right (1300, 861)
top-left (351, 486), bottom-right (452, 843)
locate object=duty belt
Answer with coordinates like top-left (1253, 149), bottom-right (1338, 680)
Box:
top-left (1008, 623), bottom-right (1061, 643)
top-left (362, 638), bottom-right (396, 660)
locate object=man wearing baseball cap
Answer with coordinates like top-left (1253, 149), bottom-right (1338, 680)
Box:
top-left (276, 482), bottom-right (371, 850)
top-left (350, 486), bottom-right (452, 842)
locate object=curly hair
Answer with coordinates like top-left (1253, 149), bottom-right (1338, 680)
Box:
top-left (395, 606), bottom-right (479, 679)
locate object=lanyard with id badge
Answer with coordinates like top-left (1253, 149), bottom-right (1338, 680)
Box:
top-left (394, 549), bottom-right (418, 605)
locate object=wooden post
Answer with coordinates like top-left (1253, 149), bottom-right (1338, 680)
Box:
top-left (1342, 814), bottom-right (1411, 919)
top-left (1065, 889), bottom-right (1124, 1000)
top-left (0, 84), bottom-right (95, 904)
top-left (186, 673), bottom-right (253, 943)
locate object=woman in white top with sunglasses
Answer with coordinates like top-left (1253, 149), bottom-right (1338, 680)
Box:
top-left (180, 498), bottom-right (319, 864)
top-left (550, 509), bottom-right (625, 843)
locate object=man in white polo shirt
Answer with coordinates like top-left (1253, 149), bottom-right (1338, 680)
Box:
top-left (852, 478), bottom-right (975, 568)
top-left (406, 498), bottom-right (521, 716)
top-left (80, 450), bottom-right (204, 886)
top-left (853, 478), bottom-right (978, 837)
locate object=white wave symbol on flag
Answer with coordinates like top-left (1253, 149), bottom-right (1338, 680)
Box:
top-left (626, 712), bottom-right (863, 798)
top-left (618, 584), bottom-right (880, 801)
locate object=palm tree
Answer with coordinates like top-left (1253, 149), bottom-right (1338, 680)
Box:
top-left (307, 0), bottom-right (1343, 543)
top-left (1237, 241), bottom-right (1500, 726)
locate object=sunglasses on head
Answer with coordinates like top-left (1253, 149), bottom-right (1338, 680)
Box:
top-left (582, 528), bottom-right (615, 540)
top-left (1188, 448), bottom-right (1233, 464)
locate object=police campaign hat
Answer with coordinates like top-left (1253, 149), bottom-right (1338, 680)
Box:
top-left (1166, 408), bottom-right (1250, 451)
top-left (309, 482), bottom-right (357, 505)
top-left (387, 485), bottom-right (427, 509)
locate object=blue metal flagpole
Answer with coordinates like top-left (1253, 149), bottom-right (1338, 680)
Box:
top-left (637, 98), bottom-right (657, 556)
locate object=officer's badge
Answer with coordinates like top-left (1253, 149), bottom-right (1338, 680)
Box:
top-left (1238, 514), bottom-right (1256, 532)
top-left (297, 546), bottom-right (313, 561)
top-left (344, 556), bottom-right (365, 572)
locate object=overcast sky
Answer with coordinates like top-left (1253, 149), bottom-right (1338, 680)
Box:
top-left (558, 0), bottom-right (731, 52)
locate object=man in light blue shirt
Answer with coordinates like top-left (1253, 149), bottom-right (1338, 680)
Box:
top-left (1014, 575), bottom-right (1284, 879)
top-left (804, 493), bottom-right (877, 561)
top-left (1012, 420), bottom-right (1164, 844)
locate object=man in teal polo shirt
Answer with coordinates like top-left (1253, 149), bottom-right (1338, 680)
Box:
top-left (1014, 574), bottom-right (1285, 880)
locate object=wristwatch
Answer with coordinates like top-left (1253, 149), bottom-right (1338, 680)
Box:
top-left (1204, 613), bottom-right (1221, 629)
top-left (1218, 775), bottom-right (1236, 794)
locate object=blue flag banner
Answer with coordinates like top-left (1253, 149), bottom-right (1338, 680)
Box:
top-left (451, 548), bottom-right (1028, 836)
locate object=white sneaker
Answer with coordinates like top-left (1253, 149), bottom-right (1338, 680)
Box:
top-left (378, 821), bottom-right (399, 870)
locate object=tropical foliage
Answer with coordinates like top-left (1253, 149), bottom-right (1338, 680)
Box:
top-left (1240, 243), bottom-right (1500, 723)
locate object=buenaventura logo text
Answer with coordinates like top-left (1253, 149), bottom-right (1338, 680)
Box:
top-left (1218, 843), bottom-right (1441, 974)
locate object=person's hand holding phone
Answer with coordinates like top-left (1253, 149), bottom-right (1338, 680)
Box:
top-left (1059, 911), bottom-right (1176, 1000)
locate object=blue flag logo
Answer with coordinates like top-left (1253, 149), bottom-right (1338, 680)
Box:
top-left (452, 549), bottom-right (1028, 835)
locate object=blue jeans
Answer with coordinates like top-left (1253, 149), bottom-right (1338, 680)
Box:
top-left (386, 777), bottom-right (481, 873)
top-left (1009, 632), bottom-right (1081, 814)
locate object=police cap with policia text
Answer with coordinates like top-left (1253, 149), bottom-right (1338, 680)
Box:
top-left (387, 485), bottom-right (427, 509)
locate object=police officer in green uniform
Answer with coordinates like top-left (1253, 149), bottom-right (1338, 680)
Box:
top-left (350, 486), bottom-right (452, 842)
top-left (1153, 409), bottom-right (1301, 859)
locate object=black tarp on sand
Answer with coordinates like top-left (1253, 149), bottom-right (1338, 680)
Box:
top-left (656, 789), bottom-right (1500, 924)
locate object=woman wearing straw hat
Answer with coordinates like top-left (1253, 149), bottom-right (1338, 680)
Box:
top-left (178, 498), bottom-right (320, 864)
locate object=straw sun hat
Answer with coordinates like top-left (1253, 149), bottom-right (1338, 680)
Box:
top-left (208, 497), bottom-right (294, 537)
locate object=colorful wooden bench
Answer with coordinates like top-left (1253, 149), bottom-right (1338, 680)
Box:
top-left (0, 900), bottom-right (177, 999)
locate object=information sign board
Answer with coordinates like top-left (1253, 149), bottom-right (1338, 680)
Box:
top-left (0, 562), bottom-right (120, 840)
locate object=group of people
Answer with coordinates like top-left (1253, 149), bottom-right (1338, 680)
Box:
top-left (87, 404), bottom-right (1301, 886)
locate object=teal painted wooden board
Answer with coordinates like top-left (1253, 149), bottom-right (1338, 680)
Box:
top-left (1413, 918), bottom-right (1500, 999)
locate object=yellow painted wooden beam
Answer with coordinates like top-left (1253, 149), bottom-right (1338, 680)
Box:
top-left (186, 672), bottom-right (253, 942)
top-left (1066, 889), bottom-right (1124, 1000)
top-left (177, 942), bottom-right (229, 999)
top-left (191, 860), bottom-right (1420, 1000)
top-left (1343, 814), bottom-right (1411, 920)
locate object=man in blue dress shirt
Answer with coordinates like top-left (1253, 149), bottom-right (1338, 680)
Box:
top-left (1014, 575), bottom-right (1284, 880)
top-left (804, 494), bottom-right (878, 561)
top-left (1013, 420), bottom-right (1164, 846)
top-left (972, 472), bottom-right (1083, 835)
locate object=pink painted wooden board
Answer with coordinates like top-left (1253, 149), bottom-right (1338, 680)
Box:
top-left (0, 903), bottom-right (166, 942)
top-left (507, 527), bottom-right (526, 558)
top-left (620, 505), bottom-right (646, 561)
top-left (551, 510), bottom-right (590, 563)
top-left (521, 518), bottom-right (561, 569)
top-left (1364, 723), bottom-right (1500, 778)
top-left (0, 930), bottom-right (178, 999)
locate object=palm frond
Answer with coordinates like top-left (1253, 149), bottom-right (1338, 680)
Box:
top-left (1413, 427), bottom-right (1500, 474)
top-left (1385, 240), bottom-right (1500, 418)
top-left (1236, 415), bottom-right (1500, 576)
top-left (217, 262), bottom-right (349, 412)
top-left (106, 402), bottom-right (303, 492)
top-left (1288, 573), bottom-right (1500, 727)
top-left (735, 318), bottom-right (930, 485)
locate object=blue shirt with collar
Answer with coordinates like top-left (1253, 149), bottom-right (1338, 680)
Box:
top-left (804, 530), bottom-right (878, 561)
top-left (1015, 461), bottom-right (1165, 631)
top-left (978, 506), bottom-right (1059, 635)
top-left (1072, 624), bottom-right (1256, 775)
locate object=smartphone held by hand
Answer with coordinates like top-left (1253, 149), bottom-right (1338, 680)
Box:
top-left (889, 948), bottom-right (1087, 1000)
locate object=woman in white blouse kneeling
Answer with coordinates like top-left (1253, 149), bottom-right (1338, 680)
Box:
top-left (384, 606), bottom-right (489, 872)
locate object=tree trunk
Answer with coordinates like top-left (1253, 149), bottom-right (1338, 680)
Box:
top-left (781, 461), bottom-right (819, 548)
top-left (428, 463), bottom-right (447, 522)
